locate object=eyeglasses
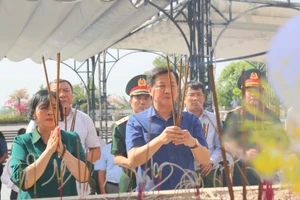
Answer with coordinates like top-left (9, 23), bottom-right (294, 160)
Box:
top-left (186, 93), bottom-right (205, 98)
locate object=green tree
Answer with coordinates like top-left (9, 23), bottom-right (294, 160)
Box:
top-left (152, 54), bottom-right (186, 69)
top-left (72, 82), bottom-right (100, 113)
top-left (216, 61), bottom-right (253, 107)
top-left (39, 84), bottom-right (46, 90)
top-left (246, 61), bottom-right (266, 72)
top-left (72, 83), bottom-right (88, 113)
top-left (151, 54), bottom-right (188, 82)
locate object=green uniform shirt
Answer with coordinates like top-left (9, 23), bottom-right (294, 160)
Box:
top-left (10, 128), bottom-right (86, 199)
top-left (111, 115), bottom-right (136, 192)
top-left (223, 106), bottom-right (289, 150)
top-left (222, 106), bottom-right (289, 186)
top-left (111, 116), bottom-right (129, 157)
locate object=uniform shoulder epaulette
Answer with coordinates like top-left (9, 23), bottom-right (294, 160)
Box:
top-left (115, 116), bottom-right (130, 126)
top-left (228, 106), bottom-right (242, 113)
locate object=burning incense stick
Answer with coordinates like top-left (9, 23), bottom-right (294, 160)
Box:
top-left (76, 140), bottom-right (81, 192)
top-left (166, 56), bottom-right (177, 126)
top-left (166, 56), bottom-right (190, 126)
top-left (64, 107), bottom-right (67, 131)
top-left (56, 53), bottom-right (61, 126)
top-left (70, 106), bottom-right (77, 132)
top-left (241, 70), bottom-right (247, 200)
top-left (208, 65), bottom-right (235, 200)
top-left (42, 56), bottom-right (56, 125)
top-left (177, 59), bottom-right (182, 124)
top-left (178, 60), bottom-right (189, 125)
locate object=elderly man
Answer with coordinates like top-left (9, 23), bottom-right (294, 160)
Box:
top-left (184, 80), bottom-right (233, 187)
top-left (223, 69), bottom-right (289, 186)
top-left (26, 79), bottom-right (100, 196)
top-left (111, 74), bottom-right (152, 192)
top-left (126, 67), bottom-right (210, 190)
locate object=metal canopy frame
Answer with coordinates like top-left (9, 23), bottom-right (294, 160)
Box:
top-left (56, 0), bottom-right (299, 138)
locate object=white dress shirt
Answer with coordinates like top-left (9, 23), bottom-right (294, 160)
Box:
top-left (195, 110), bottom-right (234, 170)
top-left (1, 156), bottom-right (19, 193)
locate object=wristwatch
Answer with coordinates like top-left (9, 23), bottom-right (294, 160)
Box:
top-left (189, 138), bottom-right (198, 149)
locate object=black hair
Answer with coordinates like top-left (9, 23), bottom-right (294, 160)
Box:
top-left (186, 80), bottom-right (205, 94)
top-left (17, 128), bottom-right (26, 136)
top-left (146, 67), bottom-right (179, 87)
top-left (50, 79), bottom-right (73, 93)
top-left (0, 131), bottom-right (5, 140)
top-left (28, 90), bottom-right (63, 121)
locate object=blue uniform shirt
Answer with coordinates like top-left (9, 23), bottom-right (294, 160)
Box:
top-left (0, 138), bottom-right (8, 158)
top-left (94, 143), bottom-right (122, 183)
top-left (126, 106), bottom-right (208, 190)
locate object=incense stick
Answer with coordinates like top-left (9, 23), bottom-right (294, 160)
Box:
top-left (241, 70), bottom-right (247, 200)
top-left (166, 56), bottom-right (177, 126)
top-left (85, 146), bottom-right (95, 195)
top-left (56, 53), bottom-right (61, 126)
top-left (178, 60), bottom-right (189, 125)
top-left (64, 107), bottom-right (67, 131)
top-left (70, 106), bottom-right (77, 132)
top-left (177, 59), bottom-right (182, 125)
top-left (42, 56), bottom-right (56, 125)
top-left (76, 140), bottom-right (81, 194)
top-left (208, 65), bottom-right (235, 200)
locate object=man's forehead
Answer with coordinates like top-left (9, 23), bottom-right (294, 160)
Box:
top-left (187, 87), bottom-right (203, 93)
top-left (50, 82), bottom-right (71, 90)
top-left (155, 78), bottom-right (176, 84)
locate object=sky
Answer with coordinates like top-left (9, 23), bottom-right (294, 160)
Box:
top-left (0, 50), bottom-right (228, 108)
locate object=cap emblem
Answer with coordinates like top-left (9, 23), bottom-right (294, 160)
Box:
top-left (250, 72), bottom-right (258, 80)
top-left (138, 78), bottom-right (146, 86)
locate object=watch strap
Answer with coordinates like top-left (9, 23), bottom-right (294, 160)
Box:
top-left (189, 138), bottom-right (198, 149)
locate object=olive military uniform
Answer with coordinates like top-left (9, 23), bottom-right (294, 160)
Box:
top-left (111, 116), bottom-right (136, 192)
top-left (223, 106), bottom-right (289, 186)
top-left (222, 69), bottom-right (289, 186)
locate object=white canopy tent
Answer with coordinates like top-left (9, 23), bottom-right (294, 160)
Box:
top-left (0, 0), bottom-right (169, 63)
top-left (0, 0), bottom-right (299, 63)
top-left (113, 0), bottom-right (300, 62)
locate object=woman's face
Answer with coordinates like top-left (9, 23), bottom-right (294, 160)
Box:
top-left (34, 97), bottom-right (58, 129)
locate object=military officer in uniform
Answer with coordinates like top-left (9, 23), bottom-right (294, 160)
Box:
top-left (222, 69), bottom-right (289, 186)
top-left (111, 74), bottom-right (152, 192)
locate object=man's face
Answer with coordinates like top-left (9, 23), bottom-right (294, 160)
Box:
top-left (184, 87), bottom-right (205, 114)
top-left (245, 86), bottom-right (263, 106)
top-left (50, 82), bottom-right (73, 109)
top-left (130, 94), bottom-right (152, 114)
top-left (148, 73), bottom-right (178, 107)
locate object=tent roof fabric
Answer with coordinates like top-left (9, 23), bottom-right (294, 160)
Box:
top-left (0, 0), bottom-right (169, 63)
top-left (1, 0), bottom-right (299, 63)
top-left (113, 0), bottom-right (300, 62)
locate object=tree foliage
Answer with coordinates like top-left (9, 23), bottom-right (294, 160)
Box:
top-left (72, 83), bottom-right (88, 112)
top-left (151, 54), bottom-right (189, 81)
top-left (216, 61), bottom-right (253, 107)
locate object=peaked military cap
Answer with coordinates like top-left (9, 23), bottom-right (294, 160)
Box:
top-left (125, 74), bottom-right (149, 96)
top-left (237, 69), bottom-right (266, 89)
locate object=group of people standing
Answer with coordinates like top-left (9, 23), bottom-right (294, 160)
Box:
top-left (0, 66), bottom-right (294, 199)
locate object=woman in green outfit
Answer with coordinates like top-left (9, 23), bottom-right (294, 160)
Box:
top-left (10, 90), bottom-right (89, 199)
